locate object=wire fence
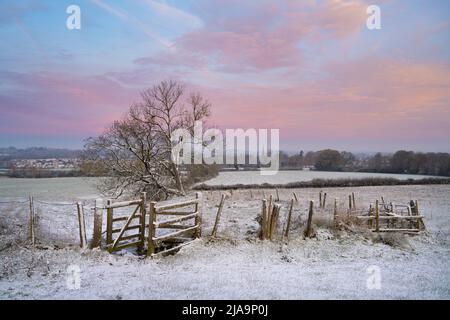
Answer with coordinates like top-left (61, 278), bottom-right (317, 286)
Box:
top-left (0, 197), bottom-right (96, 248)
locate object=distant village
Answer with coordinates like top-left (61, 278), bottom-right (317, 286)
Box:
top-left (10, 158), bottom-right (81, 170)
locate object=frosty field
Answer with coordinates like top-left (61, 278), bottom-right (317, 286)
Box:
top-left (0, 177), bottom-right (449, 299)
top-left (202, 170), bottom-right (444, 186)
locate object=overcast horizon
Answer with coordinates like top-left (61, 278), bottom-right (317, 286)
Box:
top-left (1, 1), bottom-right (449, 153)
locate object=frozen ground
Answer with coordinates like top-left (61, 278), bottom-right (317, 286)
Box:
top-left (0, 184), bottom-right (449, 299)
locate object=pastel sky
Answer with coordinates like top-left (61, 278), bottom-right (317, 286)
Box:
top-left (0, 0), bottom-right (449, 152)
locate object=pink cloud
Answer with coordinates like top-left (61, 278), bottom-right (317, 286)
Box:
top-left (0, 71), bottom-right (138, 136)
top-left (135, 0), bottom-right (368, 73)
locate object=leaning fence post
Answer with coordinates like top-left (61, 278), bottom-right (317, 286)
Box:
top-left (76, 202), bottom-right (87, 249)
top-left (261, 199), bottom-right (268, 240)
top-left (91, 198), bottom-right (103, 249)
top-left (375, 199), bottom-right (380, 232)
top-left (147, 201), bottom-right (157, 256)
top-left (211, 193), bottom-right (226, 237)
top-left (28, 196), bottom-right (35, 246)
top-left (106, 199), bottom-right (113, 246)
top-left (304, 200), bottom-right (314, 238)
top-left (194, 192), bottom-right (203, 238)
top-left (284, 198), bottom-right (294, 239)
top-left (293, 192), bottom-right (298, 203)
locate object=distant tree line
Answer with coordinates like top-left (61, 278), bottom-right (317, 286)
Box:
top-left (278, 149), bottom-right (450, 177)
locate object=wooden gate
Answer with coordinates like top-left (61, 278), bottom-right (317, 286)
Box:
top-left (106, 193), bottom-right (147, 253)
top-left (147, 192), bottom-right (202, 257)
top-left (104, 192), bottom-right (203, 256)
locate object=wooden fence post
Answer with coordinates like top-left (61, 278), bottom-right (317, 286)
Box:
top-left (211, 193), bottom-right (226, 237)
top-left (261, 199), bottom-right (268, 240)
top-left (284, 198), bottom-right (294, 238)
top-left (319, 191), bottom-right (322, 208)
top-left (293, 192), bottom-right (298, 203)
top-left (147, 201), bottom-right (157, 256)
top-left (375, 199), bottom-right (380, 232)
top-left (352, 192), bottom-right (356, 209)
top-left (348, 195), bottom-right (352, 211)
top-left (91, 198), bottom-right (103, 249)
top-left (323, 192), bottom-right (327, 209)
top-left (269, 204), bottom-right (281, 241)
top-left (276, 188), bottom-right (280, 201)
top-left (333, 198), bottom-right (338, 228)
top-left (304, 200), bottom-right (314, 238)
top-left (139, 192), bottom-right (147, 252)
top-left (266, 194), bottom-right (273, 239)
top-left (194, 192), bottom-right (203, 238)
top-left (106, 199), bottom-right (113, 246)
top-left (415, 200), bottom-right (425, 230)
top-left (28, 196), bottom-right (35, 246)
top-left (76, 202), bottom-right (87, 249)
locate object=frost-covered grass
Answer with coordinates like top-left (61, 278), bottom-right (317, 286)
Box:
top-left (1, 184), bottom-right (450, 299)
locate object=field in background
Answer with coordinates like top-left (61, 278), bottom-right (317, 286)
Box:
top-left (202, 170), bottom-right (447, 186)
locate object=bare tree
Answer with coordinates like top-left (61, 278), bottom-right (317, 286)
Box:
top-left (83, 80), bottom-right (211, 199)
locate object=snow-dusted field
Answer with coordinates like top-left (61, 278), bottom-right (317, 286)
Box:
top-left (202, 170), bottom-right (445, 186)
top-left (1, 181), bottom-right (449, 299)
